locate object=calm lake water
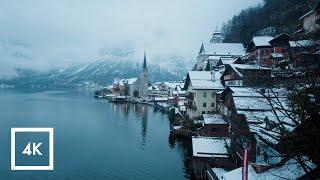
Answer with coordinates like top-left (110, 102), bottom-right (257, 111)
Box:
top-left (0, 89), bottom-right (192, 180)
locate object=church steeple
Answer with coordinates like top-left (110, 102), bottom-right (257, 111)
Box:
top-left (199, 43), bottom-right (205, 54)
top-left (143, 51), bottom-right (147, 70)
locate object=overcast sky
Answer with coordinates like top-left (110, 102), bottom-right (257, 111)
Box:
top-left (0, 0), bottom-right (262, 76)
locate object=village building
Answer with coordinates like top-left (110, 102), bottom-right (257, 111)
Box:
top-left (292, 52), bottom-right (320, 70)
top-left (201, 114), bottom-right (229, 137)
top-left (289, 39), bottom-right (318, 53)
top-left (219, 157), bottom-right (316, 180)
top-left (184, 71), bottom-right (224, 119)
top-left (216, 57), bottom-right (244, 69)
top-left (246, 36), bottom-right (289, 67)
top-left (220, 64), bottom-right (272, 87)
top-left (196, 31), bottom-right (244, 71)
top-left (210, 30), bottom-right (224, 43)
top-left (132, 52), bottom-right (149, 97)
top-left (192, 136), bottom-right (232, 179)
top-left (216, 87), bottom-right (294, 167)
top-left (299, 2), bottom-right (320, 38)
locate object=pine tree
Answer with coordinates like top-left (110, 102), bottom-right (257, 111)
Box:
top-left (205, 61), bottom-right (211, 71)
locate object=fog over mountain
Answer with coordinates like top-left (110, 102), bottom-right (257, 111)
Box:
top-left (0, 0), bottom-right (262, 79)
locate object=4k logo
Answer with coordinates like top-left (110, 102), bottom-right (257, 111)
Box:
top-left (11, 128), bottom-right (54, 170)
top-left (22, 142), bottom-right (43, 156)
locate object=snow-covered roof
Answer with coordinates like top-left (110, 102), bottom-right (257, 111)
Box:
top-left (154, 97), bottom-right (169, 101)
top-left (191, 80), bottom-right (224, 90)
top-left (188, 71), bottom-right (212, 80)
top-left (229, 64), bottom-right (271, 78)
top-left (231, 64), bottom-right (270, 70)
top-left (222, 157), bottom-right (316, 180)
top-left (208, 168), bottom-right (228, 180)
top-left (221, 59), bottom-right (236, 65)
top-left (233, 97), bottom-right (270, 111)
top-left (289, 40), bottom-right (316, 47)
top-left (172, 90), bottom-right (187, 95)
top-left (192, 137), bottom-right (230, 158)
top-left (164, 82), bottom-right (184, 89)
top-left (229, 87), bottom-right (264, 97)
top-left (270, 53), bottom-right (284, 58)
top-left (252, 36), bottom-right (274, 47)
top-left (203, 43), bottom-right (245, 56)
top-left (229, 87), bottom-right (294, 144)
top-left (203, 114), bottom-right (228, 125)
top-left (127, 78), bottom-right (138, 85)
top-left (187, 71), bottom-right (224, 90)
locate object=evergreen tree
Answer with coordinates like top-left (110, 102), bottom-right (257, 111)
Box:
top-left (205, 61), bottom-right (211, 71)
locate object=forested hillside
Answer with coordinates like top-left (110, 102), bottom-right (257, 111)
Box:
top-left (222, 0), bottom-right (319, 45)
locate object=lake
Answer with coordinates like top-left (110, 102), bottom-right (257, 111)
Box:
top-left (0, 89), bottom-right (192, 180)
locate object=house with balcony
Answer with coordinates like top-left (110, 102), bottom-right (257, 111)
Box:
top-left (220, 64), bottom-right (272, 87)
top-left (184, 71), bottom-right (224, 119)
top-left (246, 36), bottom-right (289, 68)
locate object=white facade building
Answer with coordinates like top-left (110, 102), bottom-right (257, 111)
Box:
top-left (184, 71), bottom-right (224, 119)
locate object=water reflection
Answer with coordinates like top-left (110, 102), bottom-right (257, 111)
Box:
top-left (111, 103), bottom-right (149, 147)
top-left (169, 133), bottom-right (194, 179)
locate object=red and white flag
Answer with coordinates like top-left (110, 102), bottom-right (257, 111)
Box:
top-left (242, 149), bottom-right (249, 180)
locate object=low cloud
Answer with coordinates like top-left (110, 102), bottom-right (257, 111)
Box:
top-left (0, 0), bottom-right (262, 77)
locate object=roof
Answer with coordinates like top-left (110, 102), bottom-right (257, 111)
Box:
top-left (208, 168), bottom-right (227, 180)
top-left (270, 53), bottom-right (284, 58)
top-left (192, 137), bottom-right (230, 158)
top-left (229, 87), bottom-right (294, 144)
top-left (252, 36), bottom-right (274, 47)
top-left (127, 78), bottom-right (138, 85)
top-left (228, 64), bottom-right (271, 78)
top-left (186, 71), bottom-right (224, 90)
top-left (221, 58), bottom-right (237, 65)
top-left (289, 40), bottom-right (316, 47)
top-left (202, 43), bottom-right (244, 56)
top-left (191, 79), bottom-right (224, 90)
top-left (222, 157), bottom-right (316, 180)
top-left (269, 33), bottom-right (293, 44)
top-left (203, 114), bottom-right (228, 125)
top-left (188, 71), bottom-right (212, 81)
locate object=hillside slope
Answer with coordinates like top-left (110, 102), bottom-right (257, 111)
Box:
top-left (222, 0), bottom-right (319, 45)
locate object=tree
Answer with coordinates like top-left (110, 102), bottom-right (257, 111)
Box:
top-left (205, 61), bottom-right (211, 71)
top-left (133, 90), bottom-right (139, 98)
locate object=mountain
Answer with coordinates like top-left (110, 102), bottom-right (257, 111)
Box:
top-left (222, 0), bottom-right (319, 45)
top-left (1, 59), bottom-right (191, 88)
top-left (0, 41), bottom-right (194, 88)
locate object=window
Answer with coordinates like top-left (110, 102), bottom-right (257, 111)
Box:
top-left (211, 103), bottom-right (215, 107)
top-left (203, 92), bottom-right (207, 98)
top-left (212, 128), bottom-right (217, 134)
top-left (202, 111), bottom-right (206, 114)
top-left (203, 103), bottom-right (207, 107)
top-left (211, 92), bottom-right (215, 98)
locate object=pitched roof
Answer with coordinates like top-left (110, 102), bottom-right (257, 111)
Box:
top-left (192, 137), bottom-right (230, 158)
top-left (289, 40), bottom-right (316, 47)
top-left (228, 64), bottom-right (271, 78)
top-left (202, 43), bottom-right (245, 56)
top-left (252, 36), bottom-right (274, 47)
top-left (203, 114), bottom-right (228, 125)
top-left (222, 158), bottom-right (316, 180)
top-left (185, 71), bottom-right (224, 90)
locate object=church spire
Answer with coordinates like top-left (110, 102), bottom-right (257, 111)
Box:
top-left (143, 51), bottom-right (147, 70)
top-left (199, 43), bottom-right (205, 54)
